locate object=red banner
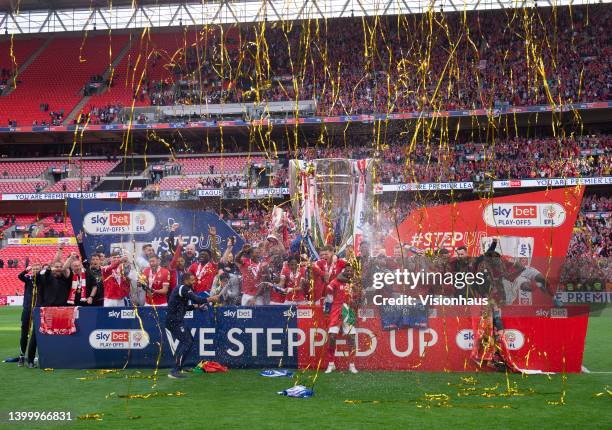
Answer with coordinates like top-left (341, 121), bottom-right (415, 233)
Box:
top-left (384, 187), bottom-right (584, 305)
top-left (296, 305), bottom-right (588, 373)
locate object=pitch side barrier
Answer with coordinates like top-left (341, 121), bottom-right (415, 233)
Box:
top-left (0, 102), bottom-right (609, 134)
top-left (34, 305), bottom-right (588, 372)
top-left (0, 176), bottom-right (609, 201)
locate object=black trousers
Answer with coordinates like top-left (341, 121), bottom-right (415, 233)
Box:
top-left (26, 324), bottom-right (37, 364)
top-left (19, 306), bottom-right (32, 355)
top-left (167, 322), bottom-right (194, 372)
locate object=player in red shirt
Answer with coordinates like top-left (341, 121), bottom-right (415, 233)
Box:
top-left (187, 226), bottom-right (228, 295)
top-left (310, 246), bottom-right (346, 304)
top-left (278, 255), bottom-right (308, 305)
top-left (101, 251), bottom-right (131, 307)
top-left (323, 264), bottom-right (361, 374)
top-left (142, 255), bottom-right (171, 306)
top-left (236, 243), bottom-right (264, 305)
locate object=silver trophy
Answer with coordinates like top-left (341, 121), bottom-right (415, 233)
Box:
top-left (289, 158), bottom-right (373, 255)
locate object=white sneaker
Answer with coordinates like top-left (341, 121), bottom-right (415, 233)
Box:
top-left (348, 363), bottom-right (358, 374)
top-left (324, 362), bottom-right (336, 374)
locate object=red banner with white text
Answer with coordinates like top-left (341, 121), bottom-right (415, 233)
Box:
top-left (296, 306), bottom-right (588, 372)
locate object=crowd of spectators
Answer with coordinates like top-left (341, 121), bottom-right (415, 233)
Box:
top-left (567, 215), bottom-right (610, 258)
top-left (295, 134), bottom-right (611, 183)
top-left (79, 104), bottom-right (124, 125)
top-left (130, 6), bottom-right (610, 116)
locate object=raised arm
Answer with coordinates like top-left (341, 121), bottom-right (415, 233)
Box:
top-left (169, 235), bottom-right (184, 270)
top-left (76, 231), bottom-right (90, 269)
top-left (62, 251), bottom-right (77, 277)
top-left (220, 236), bottom-right (235, 264)
top-left (53, 243), bottom-right (65, 264)
top-left (235, 243), bottom-right (251, 265)
top-left (167, 223), bottom-right (180, 254)
top-left (208, 225), bottom-right (220, 262)
top-left (18, 268), bottom-right (29, 283)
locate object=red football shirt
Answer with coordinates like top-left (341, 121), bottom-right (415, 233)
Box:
top-left (281, 263), bottom-right (307, 302)
top-left (143, 266), bottom-right (170, 305)
top-left (101, 264), bottom-right (130, 300)
top-left (326, 277), bottom-right (357, 307)
top-left (188, 261), bottom-right (218, 293)
top-left (312, 258), bottom-right (346, 302)
top-left (238, 257), bottom-right (261, 296)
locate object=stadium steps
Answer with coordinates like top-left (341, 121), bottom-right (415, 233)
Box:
top-left (1, 37), bottom-right (53, 96)
top-left (64, 39), bottom-right (133, 124)
top-left (107, 157), bottom-right (148, 176)
top-left (93, 178), bottom-right (148, 191)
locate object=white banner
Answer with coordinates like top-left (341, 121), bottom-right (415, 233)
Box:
top-left (383, 182), bottom-right (473, 191)
top-left (0, 178), bottom-right (607, 201)
top-left (238, 188), bottom-right (287, 197)
top-left (197, 189), bottom-right (223, 197)
top-left (494, 177), bottom-right (612, 188)
top-left (0, 191), bottom-right (142, 201)
top-left (556, 291), bottom-right (612, 303)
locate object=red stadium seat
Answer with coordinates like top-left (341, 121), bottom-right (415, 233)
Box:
top-left (0, 245), bottom-right (79, 296)
top-left (0, 34), bottom-right (128, 126)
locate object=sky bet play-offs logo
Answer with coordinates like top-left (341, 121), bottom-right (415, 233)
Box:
top-left (89, 329), bottom-right (150, 349)
top-left (455, 329), bottom-right (525, 351)
top-left (83, 210), bottom-right (156, 235)
top-left (482, 203), bottom-right (566, 228)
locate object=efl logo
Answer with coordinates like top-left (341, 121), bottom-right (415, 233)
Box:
top-left (111, 331), bottom-right (129, 342)
top-left (503, 329), bottom-right (525, 350)
top-left (513, 205), bottom-right (537, 219)
top-left (110, 213), bottom-right (130, 226)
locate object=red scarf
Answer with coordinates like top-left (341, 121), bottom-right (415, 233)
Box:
top-left (67, 268), bottom-right (87, 305)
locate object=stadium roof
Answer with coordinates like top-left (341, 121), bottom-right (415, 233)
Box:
top-left (0, 0), bottom-right (608, 35)
top-left (0, 0), bottom-right (175, 12)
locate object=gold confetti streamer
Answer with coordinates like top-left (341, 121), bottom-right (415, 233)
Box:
top-left (78, 413), bottom-right (104, 421)
top-left (107, 391), bottom-right (186, 400)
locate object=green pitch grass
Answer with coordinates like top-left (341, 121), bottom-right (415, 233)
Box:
top-left (0, 307), bottom-right (610, 430)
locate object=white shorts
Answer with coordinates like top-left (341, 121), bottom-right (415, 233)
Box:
top-left (241, 294), bottom-right (264, 306)
top-left (145, 303), bottom-right (167, 307)
top-left (104, 298), bottom-right (127, 307)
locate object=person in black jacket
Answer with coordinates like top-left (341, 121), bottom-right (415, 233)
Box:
top-left (26, 246), bottom-right (71, 368)
top-left (76, 231), bottom-right (104, 306)
top-left (165, 272), bottom-right (210, 379)
top-left (17, 262), bottom-right (42, 367)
